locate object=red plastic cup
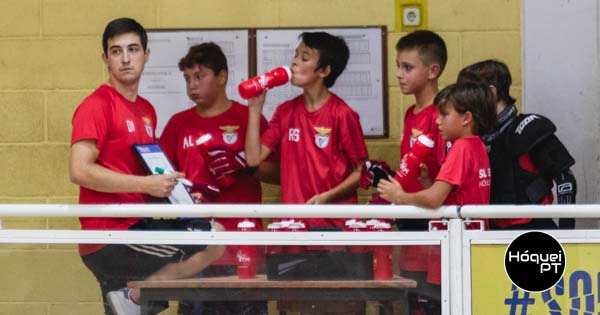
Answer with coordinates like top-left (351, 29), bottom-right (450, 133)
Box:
top-left (236, 219), bottom-right (257, 279)
top-left (266, 221), bottom-right (283, 254)
top-left (372, 222), bottom-right (393, 280)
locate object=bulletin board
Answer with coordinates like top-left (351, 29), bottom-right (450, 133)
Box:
top-left (139, 29), bottom-right (250, 137)
top-left (141, 26), bottom-right (388, 138)
top-left (256, 27), bottom-right (388, 137)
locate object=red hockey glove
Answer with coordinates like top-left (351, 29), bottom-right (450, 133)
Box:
top-left (207, 148), bottom-right (247, 180)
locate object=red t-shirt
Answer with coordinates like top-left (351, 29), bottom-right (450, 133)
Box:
top-left (71, 84), bottom-right (157, 256)
top-left (427, 135), bottom-right (491, 285)
top-left (400, 104), bottom-right (447, 192)
top-left (159, 102), bottom-right (267, 265)
top-left (398, 104), bottom-right (447, 273)
top-left (261, 93), bottom-right (368, 229)
top-left (436, 136), bottom-right (491, 207)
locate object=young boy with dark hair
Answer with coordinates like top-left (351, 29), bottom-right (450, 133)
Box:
top-left (457, 59), bottom-right (577, 230)
top-left (393, 29), bottom-right (448, 226)
top-left (70, 18), bottom-right (224, 315)
top-left (245, 31), bottom-right (368, 229)
top-left (159, 42), bottom-right (273, 315)
top-left (245, 31), bottom-right (368, 314)
top-left (378, 82), bottom-right (497, 314)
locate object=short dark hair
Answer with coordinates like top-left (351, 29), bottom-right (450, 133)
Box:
top-left (299, 32), bottom-right (350, 88)
top-left (457, 59), bottom-right (516, 106)
top-left (102, 18), bottom-right (147, 54)
top-left (434, 82), bottom-right (497, 135)
top-left (178, 42), bottom-right (228, 76)
top-left (396, 30), bottom-right (447, 77)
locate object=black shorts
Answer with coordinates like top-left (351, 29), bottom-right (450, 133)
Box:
top-left (82, 218), bottom-right (211, 285)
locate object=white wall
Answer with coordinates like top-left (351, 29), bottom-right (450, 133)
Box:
top-left (522, 0), bottom-right (600, 214)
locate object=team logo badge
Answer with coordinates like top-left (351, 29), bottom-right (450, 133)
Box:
top-left (313, 127), bottom-right (332, 149)
top-left (220, 125), bottom-right (240, 144)
top-left (142, 117), bottom-right (153, 138)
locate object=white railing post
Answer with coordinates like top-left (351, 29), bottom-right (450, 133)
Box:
top-left (448, 218), bottom-right (463, 315)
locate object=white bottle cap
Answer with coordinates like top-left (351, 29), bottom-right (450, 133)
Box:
top-left (417, 134), bottom-right (434, 148)
top-left (374, 222), bottom-right (391, 230)
top-left (267, 222), bottom-right (281, 230)
top-left (279, 219), bottom-right (292, 228)
top-left (237, 220), bottom-right (256, 229)
top-left (365, 219), bottom-right (381, 226)
top-left (289, 222), bottom-right (305, 229)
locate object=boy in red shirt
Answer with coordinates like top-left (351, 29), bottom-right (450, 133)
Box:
top-left (360, 30), bottom-right (448, 315)
top-left (245, 32), bottom-right (369, 229)
top-left (159, 42), bottom-right (275, 315)
top-left (69, 18), bottom-right (223, 315)
top-left (378, 82), bottom-right (497, 314)
top-left (245, 31), bottom-right (368, 314)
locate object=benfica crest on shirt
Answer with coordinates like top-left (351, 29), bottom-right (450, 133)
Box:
top-left (313, 127), bottom-right (332, 149)
top-left (219, 125), bottom-right (240, 144)
top-left (142, 116), bottom-right (153, 138)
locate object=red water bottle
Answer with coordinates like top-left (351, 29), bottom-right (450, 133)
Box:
top-left (196, 133), bottom-right (236, 188)
top-left (372, 222), bottom-right (393, 280)
top-left (394, 134), bottom-right (434, 188)
top-left (266, 220), bottom-right (283, 254)
top-left (238, 66), bottom-right (292, 99)
top-left (286, 221), bottom-right (306, 254)
top-left (236, 219), bottom-right (257, 279)
top-left (345, 219), bottom-right (369, 253)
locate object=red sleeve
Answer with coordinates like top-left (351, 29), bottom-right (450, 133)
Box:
top-left (158, 114), bottom-right (179, 170)
top-left (261, 106), bottom-right (282, 153)
top-left (338, 109), bottom-right (368, 165)
top-left (71, 96), bottom-right (110, 150)
top-left (435, 140), bottom-right (466, 187)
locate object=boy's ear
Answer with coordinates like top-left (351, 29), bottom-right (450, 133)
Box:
top-left (489, 85), bottom-right (498, 97)
top-left (462, 111), bottom-right (473, 127)
top-left (318, 65), bottom-right (332, 78)
top-left (218, 69), bottom-right (228, 85)
top-left (144, 48), bottom-right (151, 65)
top-left (428, 63), bottom-right (441, 80)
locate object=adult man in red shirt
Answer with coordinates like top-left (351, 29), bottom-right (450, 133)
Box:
top-left (69, 18), bottom-right (223, 315)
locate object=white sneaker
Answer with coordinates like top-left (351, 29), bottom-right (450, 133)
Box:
top-left (107, 288), bottom-right (140, 315)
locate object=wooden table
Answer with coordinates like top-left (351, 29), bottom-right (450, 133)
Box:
top-left (129, 274), bottom-right (417, 314)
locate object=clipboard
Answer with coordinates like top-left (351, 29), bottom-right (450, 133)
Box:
top-left (132, 143), bottom-right (195, 204)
